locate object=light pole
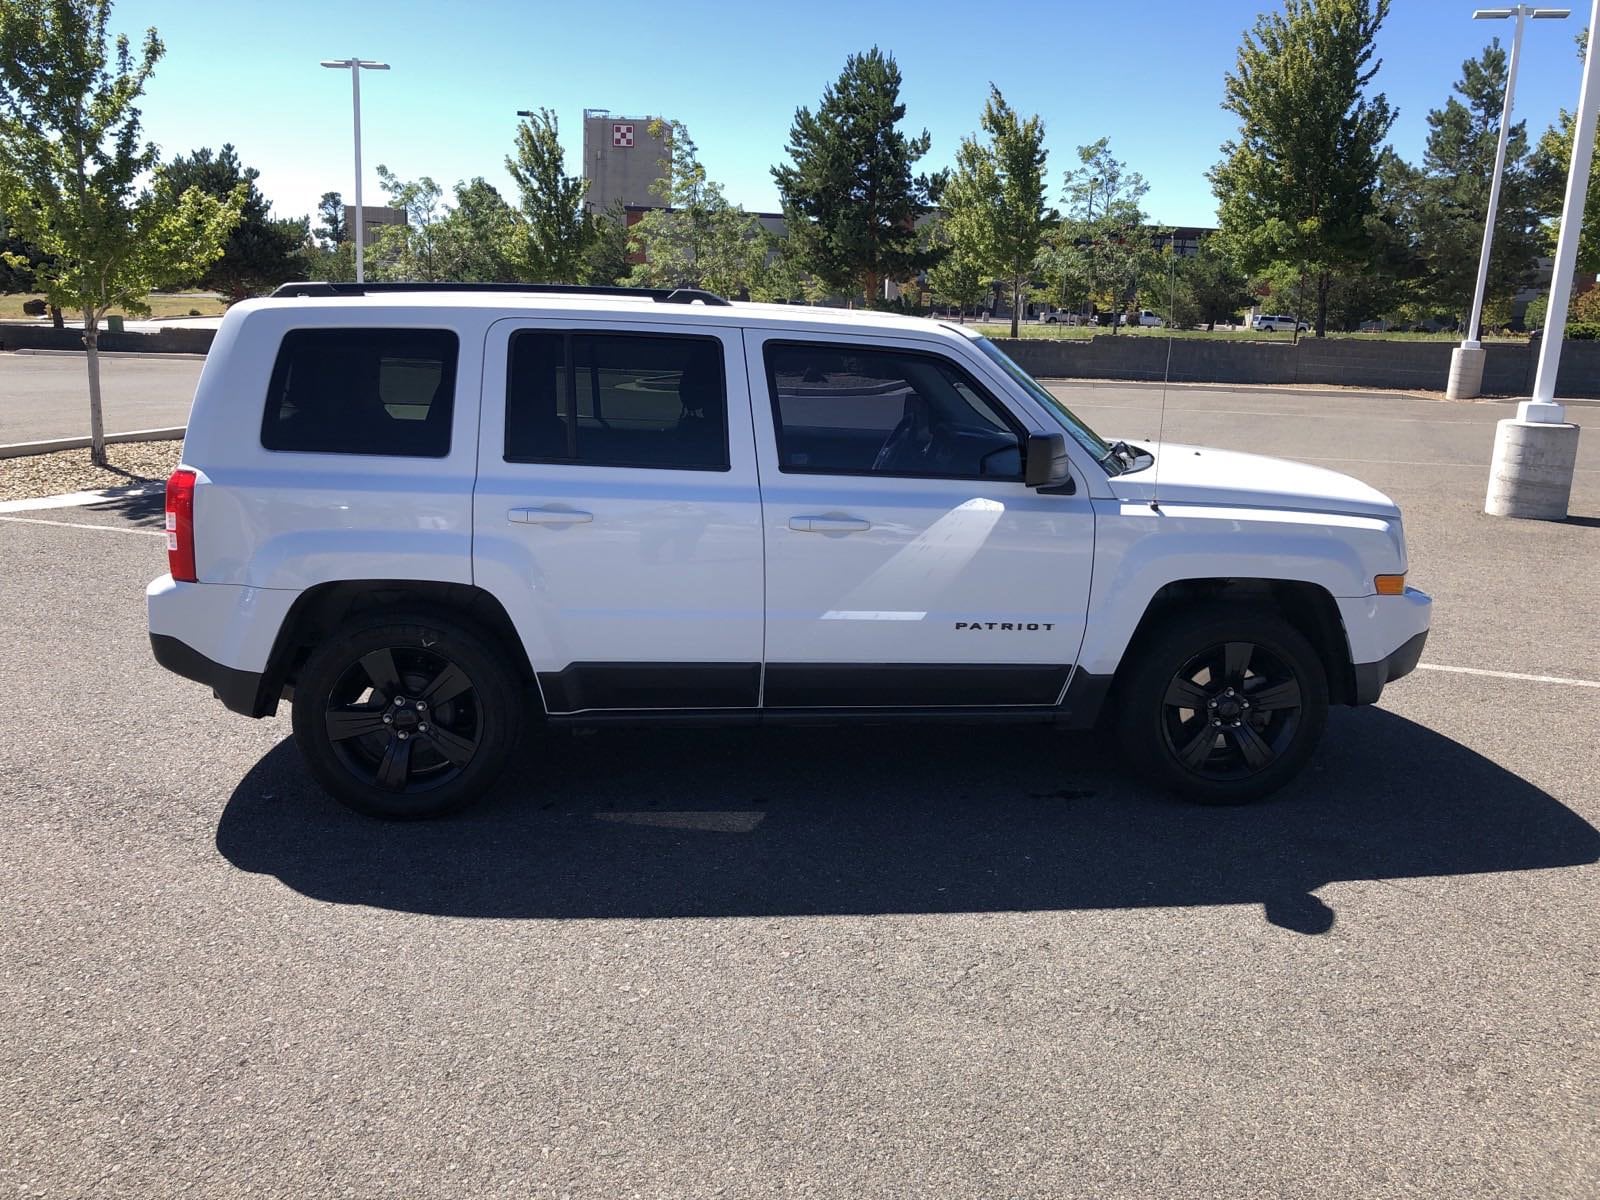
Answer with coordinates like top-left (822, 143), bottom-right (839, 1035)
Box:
top-left (1483, 0), bottom-right (1591, 518)
top-left (320, 57), bottom-right (390, 283)
top-left (1448, 5), bottom-right (1569, 400)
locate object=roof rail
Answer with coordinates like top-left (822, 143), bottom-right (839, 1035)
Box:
top-left (268, 281), bottom-right (731, 306)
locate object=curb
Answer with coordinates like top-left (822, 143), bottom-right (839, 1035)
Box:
top-left (9, 348), bottom-right (207, 361)
top-left (0, 426), bottom-right (185, 459)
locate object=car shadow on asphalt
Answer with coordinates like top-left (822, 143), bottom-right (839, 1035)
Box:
top-left (215, 706), bottom-right (1599, 935)
top-left (83, 490), bottom-right (164, 528)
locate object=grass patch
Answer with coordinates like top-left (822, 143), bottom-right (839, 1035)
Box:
top-left (0, 292), bottom-right (227, 321)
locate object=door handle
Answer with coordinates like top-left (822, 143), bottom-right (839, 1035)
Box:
top-left (509, 506), bottom-right (594, 525)
top-left (789, 515), bottom-right (871, 533)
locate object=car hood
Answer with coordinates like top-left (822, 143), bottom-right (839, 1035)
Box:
top-left (1107, 442), bottom-right (1400, 519)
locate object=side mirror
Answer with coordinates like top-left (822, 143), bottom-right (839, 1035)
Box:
top-left (1024, 432), bottom-right (1073, 490)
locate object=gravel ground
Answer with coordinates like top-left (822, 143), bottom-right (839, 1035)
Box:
top-left (0, 438), bottom-right (180, 501)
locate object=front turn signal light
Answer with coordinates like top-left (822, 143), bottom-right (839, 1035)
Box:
top-left (1374, 574), bottom-right (1406, 596)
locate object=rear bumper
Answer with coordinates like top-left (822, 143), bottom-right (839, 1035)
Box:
top-left (146, 574), bottom-right (298, 717)
top-left (150, 633), bottom-right (269, 717)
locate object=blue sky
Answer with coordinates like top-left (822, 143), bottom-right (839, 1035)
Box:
top-left (118, 0), bottom-right (1589, 229)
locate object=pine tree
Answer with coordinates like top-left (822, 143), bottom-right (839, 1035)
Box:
top-left (773, 47), bottom-right (939, 303)
top-left (1410, 40), bottom-right (1542, 328)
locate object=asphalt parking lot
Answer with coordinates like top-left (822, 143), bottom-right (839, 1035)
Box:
top-left (1, 381), bottom-right (1597, 1197)
top-left (0, 351), bottom-right (201, 443)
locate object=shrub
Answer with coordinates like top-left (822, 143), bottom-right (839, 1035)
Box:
top-left (21, 297), bottom-right (46, 316)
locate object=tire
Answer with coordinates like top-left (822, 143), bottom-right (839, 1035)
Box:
top-left (290, 611), bottom-right (523, 819)
top-left (1115, 605), bottom-right (1329, 805)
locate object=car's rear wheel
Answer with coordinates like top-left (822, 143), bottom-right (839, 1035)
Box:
top-left (1116, 606), bottom-right (1329, 804)
top-left (291, 613), bottom-right (522, 819)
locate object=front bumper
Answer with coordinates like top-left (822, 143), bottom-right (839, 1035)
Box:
top-left (1339, 587), bottom-right (1432, 705)
top-left (1352, 628), bottom-right (1428, 704)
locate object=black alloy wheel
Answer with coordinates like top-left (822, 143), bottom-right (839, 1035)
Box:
top-left (292, 614), bottom-right (521, 819)
top-left (1160, 640), bottom-right (1303, 781)
top-left (324, 645), bottom-right (482, 794)
top-left (1117, 606), bottom-right (1329, 805)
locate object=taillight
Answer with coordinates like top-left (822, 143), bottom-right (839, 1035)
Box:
top-left (165, 468), bottom-right (197, 582)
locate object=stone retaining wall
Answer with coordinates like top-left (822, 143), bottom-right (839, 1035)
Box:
top-left (0, 323), bottom-right (214, 355)
top-left (998, 333), bottom-right (1600, 398)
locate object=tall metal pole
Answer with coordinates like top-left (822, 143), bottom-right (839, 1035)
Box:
top-left (1527, 0), bottom-right (1600, 420)
top-left (1465, 7), bottom-right (1527, 345)
top-left (321, 58), bottom-right (387, 285)
top-left (351, 64), bottom-right (365, 283)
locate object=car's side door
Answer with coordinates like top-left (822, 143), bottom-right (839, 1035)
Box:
top-left (473, 318), bottom-right (764, 713)
top-left (746, 331), bottom-right (1096, 708)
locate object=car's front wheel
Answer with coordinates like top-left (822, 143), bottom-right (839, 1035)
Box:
top-left (291, 612), bottom-right (522, 819)
top-left (1116, 606), bottom-right (1329, 804)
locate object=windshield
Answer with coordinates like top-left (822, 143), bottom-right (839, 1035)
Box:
top-left (972, 337), bottom-right (1114, 467)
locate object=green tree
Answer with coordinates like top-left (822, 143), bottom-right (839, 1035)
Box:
top-left (1050, 138), bottom-right (1155, 334)
top-left (1210, 0), bottom-right (1398, 337)
top-left (315, 191), bottom-right (345, 248)
top-left (1530, 33), bottom-right (1600, 275)
top-left (581, 201), bottom-right (633, 286)
top-left (434, 177), bottom-right (520, 282)
top-left (0, 0), bottom-right (241, 465)
top-left (944, 85), bottom-right (1047, 337)
top-left (0, 208), bottom-right (44, 292)
top-left (1407, 41), bottom-right (1542, 328)
top-left (628, 120), bottom-right (768, 297)
top-left (303, 238), bottom-right (354, 283)
top-left (368, 166), bottom-right (445, 281)
top-left (773, 47), bottom-right (939, 302)
top-left (506, 107), bottom-right (591, 283)
top-left (1178, 237), bottom-right (1252, 329)
top-left (926, 218), bottom-right (990, 320)
top-left (163, 144), bottom-right (306, 301)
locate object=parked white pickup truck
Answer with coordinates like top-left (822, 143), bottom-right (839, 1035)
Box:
top-left (149, 283), bottom-right (1430, 818)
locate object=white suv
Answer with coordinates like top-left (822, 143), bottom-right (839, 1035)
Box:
top-left (1253, 314), bottom-right (1308, 332)
top-left (148, 283), bottom-right (1430, 818)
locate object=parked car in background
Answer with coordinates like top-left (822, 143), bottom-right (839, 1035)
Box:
top-left (1130, 310), bottom-right (1164, 328)
top-left (1253, 314), bottom-right (1309, 333)
top-left (1039, 310), bottom-right (1091, 325)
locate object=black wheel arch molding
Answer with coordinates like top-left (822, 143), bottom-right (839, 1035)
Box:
top-left (1109, 577), bottom-right (1362, 707)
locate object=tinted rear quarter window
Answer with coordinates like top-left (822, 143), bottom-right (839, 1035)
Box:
top-left (262, 328), bottom-right (459, 457)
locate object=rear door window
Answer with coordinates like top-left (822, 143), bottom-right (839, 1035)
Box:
top-left (261, 328), bottom-right (458, 457)
top-left (504, 331), bottom-right (728, 470)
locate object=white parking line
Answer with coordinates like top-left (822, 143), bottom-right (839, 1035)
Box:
top-left (1418, 663), bottom-right (1600, 689)
top-left (0, 514), bottom-right (163, 537)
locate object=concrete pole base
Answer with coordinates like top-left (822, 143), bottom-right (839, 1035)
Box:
top-left (1447, 344), bottom-right (1486, 400)
top-left (1484, 417), bottom-right (1581, 520)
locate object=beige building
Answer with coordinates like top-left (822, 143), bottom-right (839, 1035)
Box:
top-left (343, 205), bottom-right (407, 248)
top-left (581, 110), bottom-right (671, 212)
